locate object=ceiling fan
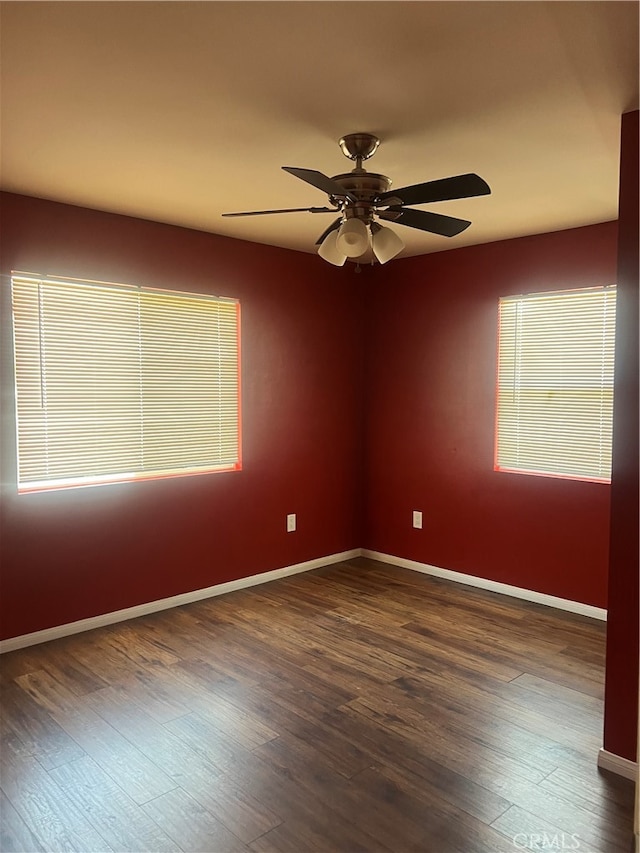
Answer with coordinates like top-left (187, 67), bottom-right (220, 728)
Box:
top-left (222, 133), bottom-right (491, 266)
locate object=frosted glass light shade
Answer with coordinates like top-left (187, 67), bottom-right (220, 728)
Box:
top-left (318, 231), bottom-right (347, 266)
top-left (372, 225), bottom-right (404, 264)
top-left (336, 218), bottom-right (369, 258)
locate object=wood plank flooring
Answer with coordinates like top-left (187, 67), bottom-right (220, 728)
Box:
top-left (0, 557), bottom-right (634, 852)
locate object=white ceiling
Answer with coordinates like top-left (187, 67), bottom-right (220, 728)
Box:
top-left (1, 1), bottom-right (638, 260)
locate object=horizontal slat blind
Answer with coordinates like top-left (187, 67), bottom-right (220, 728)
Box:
top-left (496, 286), bottom-right (616, 481)
top-left (12, 275), bottom-right (240, 492)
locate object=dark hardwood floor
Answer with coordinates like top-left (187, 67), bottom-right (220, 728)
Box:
top-left (0, 557), bottom-right (634, 852)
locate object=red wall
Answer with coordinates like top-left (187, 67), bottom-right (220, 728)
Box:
top-left (2, 179), bottom-right (634, 765)
top-left (603, 110), bottom-right (639, 763)
top-left (363, 222), bottom-right (618, 608)
top-left (0, 194), bottom-right (625, 643)
top-left (0, 193), bottom-right (365, 640)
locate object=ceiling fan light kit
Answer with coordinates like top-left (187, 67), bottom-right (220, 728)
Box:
top-left (336, 216), bottom-right (369, 258)
top-left (372, 223), bottom-right (405, 264)
top-left (222, 133), bottom-right (491, 267)
top-left (317, 230), bottom-right (347, 266)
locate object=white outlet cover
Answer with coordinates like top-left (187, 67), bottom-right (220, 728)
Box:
top-left (287, 513), bottom-right (296, 532)
top-left (413, 511), bottom-right (423, 529)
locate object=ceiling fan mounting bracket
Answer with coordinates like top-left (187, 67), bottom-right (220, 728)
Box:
top-left (339, 133), bottom-right (380, 166)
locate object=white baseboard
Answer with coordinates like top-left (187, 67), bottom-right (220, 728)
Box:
top-left (1, 547), bottom-right (607, 654)
top-left (361, 550), bottom-right (607, 621)
top-left (597, 748), bottom-right (638, 781)
top-left (0, 549), bottom-right (361, 654)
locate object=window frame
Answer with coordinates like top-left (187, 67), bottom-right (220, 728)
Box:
top-left (494, 284), bottom-right (616, 484)
top-left (11, 272), bottom-right (242, 494)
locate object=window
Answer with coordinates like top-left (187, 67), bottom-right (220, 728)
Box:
top-left (11, 274), bottom-right (241, 493)
top-left (495, 285), bottom-right (616, 482)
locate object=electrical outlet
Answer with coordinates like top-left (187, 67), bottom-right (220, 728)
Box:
top-left (412, 510), bottom-right (423, 529)
top-left (287, 513), bottom-right (296, 532)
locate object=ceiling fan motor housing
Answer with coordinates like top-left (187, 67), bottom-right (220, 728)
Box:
top-left (329, 171), bottom-right (392, 221)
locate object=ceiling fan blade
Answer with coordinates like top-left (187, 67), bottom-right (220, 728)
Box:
top-left (222, 206), bottom-right (338, 217)
top-left (377, 173), bottom-right (490, 207)
top-left (282, 167), bottom-right (357, 203)
top-left (315, 217), bottom-right (342, 246)
top-left (379, 207), bottom-right (471, 237)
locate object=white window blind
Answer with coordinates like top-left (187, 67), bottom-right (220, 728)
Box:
top-left (11, 274), bottom-right (240, 493)
top-left (496, 286), bottom-right (616, 482)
